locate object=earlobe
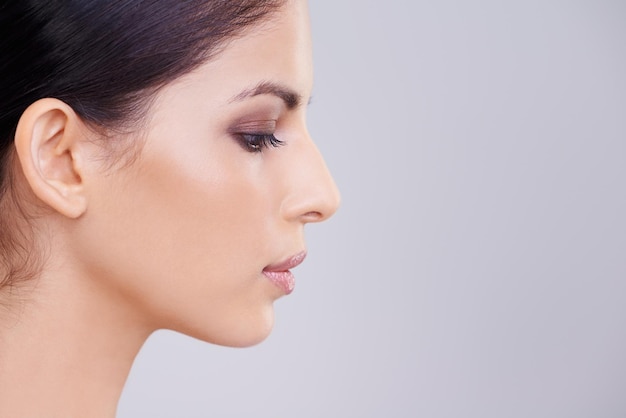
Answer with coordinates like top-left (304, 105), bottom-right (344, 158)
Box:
top-left (14, 98), bottom-right (88, 219)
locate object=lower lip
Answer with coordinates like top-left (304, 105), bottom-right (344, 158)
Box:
top-left (263, 270), bottom-right (296, 295)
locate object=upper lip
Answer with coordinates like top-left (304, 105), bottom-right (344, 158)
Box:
top-left (263, 251), bottom-right (307, 272)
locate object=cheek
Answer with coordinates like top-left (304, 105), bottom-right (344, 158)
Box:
top-left (75, 131), bottom-right (278, 337)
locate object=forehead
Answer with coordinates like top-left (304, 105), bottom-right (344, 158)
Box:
top-left (162, 0), bottom-right (313, 106)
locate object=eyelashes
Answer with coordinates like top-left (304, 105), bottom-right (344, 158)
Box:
top-left (234, 132), bottom-right (285, 153)
top-left (228, 117), bottom-right (284, 153)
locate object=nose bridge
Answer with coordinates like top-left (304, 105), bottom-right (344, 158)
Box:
top-left (281, 135), bottom-right (340, 224)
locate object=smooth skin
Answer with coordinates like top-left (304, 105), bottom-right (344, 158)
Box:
top-left (0, 1), bottom-right (339, 416)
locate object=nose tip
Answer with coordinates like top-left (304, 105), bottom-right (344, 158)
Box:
top-left (300, 178), bottom-right (340, 224)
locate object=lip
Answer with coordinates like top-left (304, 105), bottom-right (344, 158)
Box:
top-left (263, 251), bottom-right (307, 295)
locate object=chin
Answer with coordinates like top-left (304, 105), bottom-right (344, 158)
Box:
top-left (177, 305), bottom-right (276, 348)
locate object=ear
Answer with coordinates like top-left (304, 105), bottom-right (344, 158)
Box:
top-left (14, 98), bottom-right (89, 219)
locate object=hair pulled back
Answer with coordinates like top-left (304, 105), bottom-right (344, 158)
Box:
top-left (0, 0), bottom-right (284, 290)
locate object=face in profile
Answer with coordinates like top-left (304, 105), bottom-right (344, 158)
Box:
top-left (69, 0), bottom-right (339, 346)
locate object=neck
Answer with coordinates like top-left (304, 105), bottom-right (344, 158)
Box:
top-left (0, 261), bottom-right (153, 417)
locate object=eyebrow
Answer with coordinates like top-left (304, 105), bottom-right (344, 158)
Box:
top-left (230, 81), bottom-right (303, 110)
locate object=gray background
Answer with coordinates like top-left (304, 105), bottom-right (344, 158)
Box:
top-left (118, 1), bottom-right (626, 417)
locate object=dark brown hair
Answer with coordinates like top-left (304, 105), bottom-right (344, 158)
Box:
top-left (0, 0), bottom-right (285, 290)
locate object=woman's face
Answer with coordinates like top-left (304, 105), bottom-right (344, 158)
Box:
top-left (73, 0), bottom-right (339, 346)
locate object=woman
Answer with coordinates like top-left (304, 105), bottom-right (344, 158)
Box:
top-left (0, 0), bottom-right (339, 416)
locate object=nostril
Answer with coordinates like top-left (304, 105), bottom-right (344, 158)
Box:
top-left (302, 211), bottom-right (323, 223)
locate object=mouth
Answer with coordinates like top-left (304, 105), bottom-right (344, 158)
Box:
top-left (263, 251), bottom-right (307, 295)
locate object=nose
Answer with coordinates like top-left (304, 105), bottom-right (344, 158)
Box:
top-left (280, 136), bottom-right (340, 224)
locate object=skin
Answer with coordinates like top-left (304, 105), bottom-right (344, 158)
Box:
top-left (0, 1), bottom-right (339, 416)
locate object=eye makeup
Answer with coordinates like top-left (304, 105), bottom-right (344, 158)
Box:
top-left (224, 92), bottom-right (298, 154)
top-left (228, 119), bottom-right (284, 153)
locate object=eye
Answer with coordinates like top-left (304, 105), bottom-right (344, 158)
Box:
top-left (235, 133), bottom-right (285, 153)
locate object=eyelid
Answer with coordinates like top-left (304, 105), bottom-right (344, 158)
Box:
top-left (229, 119), bottom-right (277, 133)
top-left (227, 119), bottom-right (285, 153)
